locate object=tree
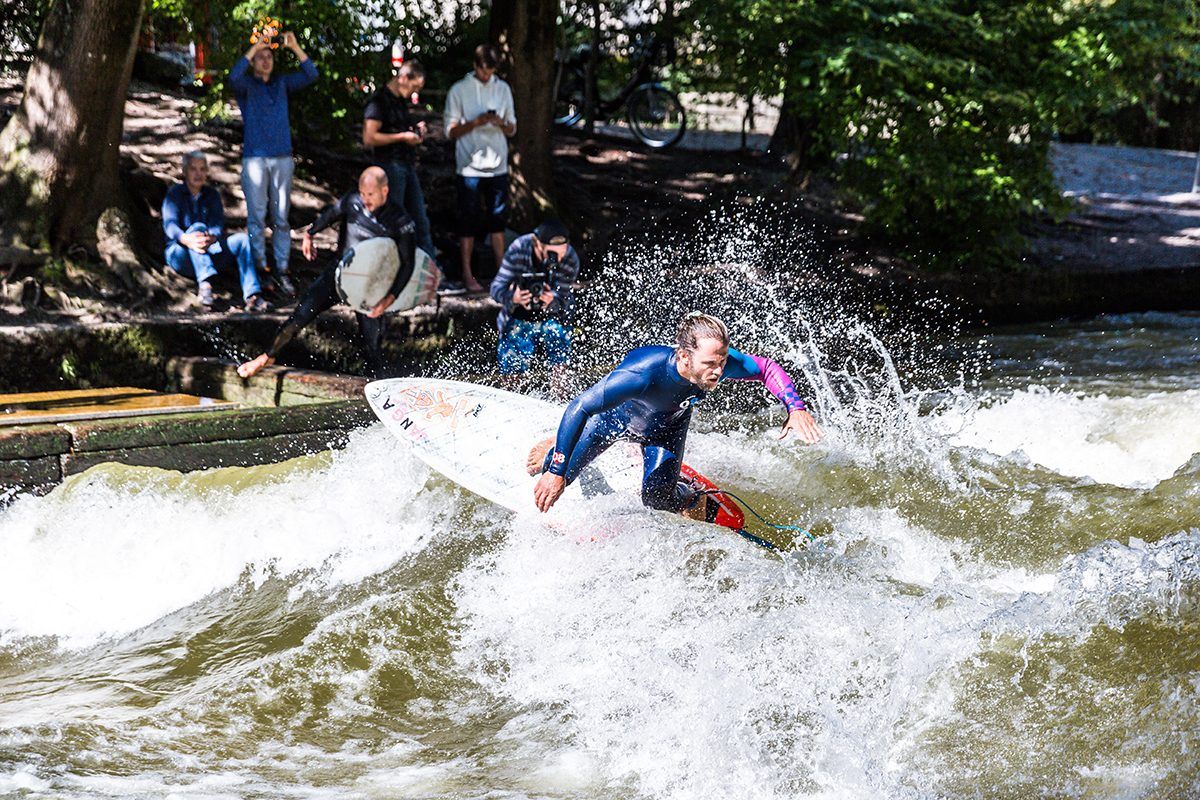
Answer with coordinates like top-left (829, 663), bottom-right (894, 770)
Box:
top-left (0, 0), bottom-right (148, 254)
top-left (490, 0), bottom-right (561, 227)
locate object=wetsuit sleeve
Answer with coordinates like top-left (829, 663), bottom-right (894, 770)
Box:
top-left (228, 57), bottom-right (253, 92)
top-left (161, 188), bottom-right (186, 243)
top-left (724, 348), bottom-right (807, 412)
top-left (385, 226), bottom-right (416, 297)
top-left (282, 59), bottom-right (318, 92)
top-left (550, 366), bottom-right (648, 478)
top-left (308, 195), bottom-right (347, 236)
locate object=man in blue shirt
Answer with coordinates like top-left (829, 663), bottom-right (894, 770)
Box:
top-left (162, 150), bottom-right (268, 311)
top-left (489, 219), bottom-right (580, 397)
top-left (228, 31), bottom-right (317, 296)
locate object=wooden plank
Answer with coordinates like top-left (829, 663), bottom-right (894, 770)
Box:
top-left (0, 387), bottom-right (234, 426)
top-left (61, 428), bottom-right (355, 475)
top-left (62, 400), bottom-right (375, 452)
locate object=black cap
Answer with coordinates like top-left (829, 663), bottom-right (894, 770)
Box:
top-left (533, 219), bottom-right (570, 246)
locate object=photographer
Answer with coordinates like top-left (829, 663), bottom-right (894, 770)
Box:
top-left (489, 220), bottom-right (581, 396)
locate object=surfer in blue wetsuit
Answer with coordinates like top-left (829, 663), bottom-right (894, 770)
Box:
top-left (530, 312), bottom-right (822, 514)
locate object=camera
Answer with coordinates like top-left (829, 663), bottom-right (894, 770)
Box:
top-left (516, 252), bottom-right (559, 312)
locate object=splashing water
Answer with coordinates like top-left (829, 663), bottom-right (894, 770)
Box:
top-left (1, 205), bottom-right (1198, 798)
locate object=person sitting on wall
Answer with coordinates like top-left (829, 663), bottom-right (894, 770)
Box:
top-left (161, 150), bottom-right (270, 312)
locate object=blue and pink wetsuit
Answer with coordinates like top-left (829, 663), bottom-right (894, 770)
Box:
top-left (542, 345), bottom-right (808, 512)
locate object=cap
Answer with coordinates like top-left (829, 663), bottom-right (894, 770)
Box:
top-left (533, 219), bottom-right (570, 246)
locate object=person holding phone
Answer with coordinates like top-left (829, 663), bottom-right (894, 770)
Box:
top-left (444, 44), bottom-right (516, 294)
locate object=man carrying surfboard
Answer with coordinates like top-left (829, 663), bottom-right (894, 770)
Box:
top-left (237, 166), bottom-right (426, 379)
top-left (531, 312), bottom-right (822, 515)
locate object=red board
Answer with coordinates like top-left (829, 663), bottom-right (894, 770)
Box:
top-left (679, 464), bottom-right (746, 531)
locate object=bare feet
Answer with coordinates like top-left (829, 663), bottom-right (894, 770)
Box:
top-left (237, 353), bottom-right (274, 378)
top-left (526, 436), bottom-right (555, 476)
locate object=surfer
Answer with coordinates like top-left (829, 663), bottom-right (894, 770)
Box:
top-left (531, 312), bottom-right (822, 514)
top-left (237, 166), bottom-right (416, 379)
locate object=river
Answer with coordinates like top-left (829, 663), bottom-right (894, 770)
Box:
top-left (1, 303), bottom-right (1197, 798)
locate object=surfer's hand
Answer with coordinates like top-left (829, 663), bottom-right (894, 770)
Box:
top-left (301, 232), bottom-right (316, 261)
top-left (780, 409), bottom-right (822, 443)
top-left (534, 472), bottom-right (565, 512)
top-left (367, 294), bottom-right (394, 318)
top-left (512, 286), bottom-right (533, 308)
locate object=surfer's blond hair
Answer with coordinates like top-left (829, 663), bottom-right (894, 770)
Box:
top-left (676, 312), bottom-right (729, 353)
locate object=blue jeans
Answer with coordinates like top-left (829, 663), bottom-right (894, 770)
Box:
top-left (165, 223), bottom-right (262, 299)
top-left (241, 155), bottom-right (295, 274)
top-left (497, 318), bottom-right (572, 375)
top-left (377, 160), bottom-right (435, 261)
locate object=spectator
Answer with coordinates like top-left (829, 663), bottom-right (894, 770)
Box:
top-left (445, 43), bottom-right (515, 294)
top-left (228, 31), bottom-right (317, 297)
top-left (489, 219), bottom-right (580, 397)
top-left (363, 60), bottom-right (438, 272)
top-left (162, 150), bottom-right (269, 312)
top-left (237, 167), bottom-right (416, 380)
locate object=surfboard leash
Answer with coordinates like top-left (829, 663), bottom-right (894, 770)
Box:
top-left (697, 489), bottom-right (818, 548)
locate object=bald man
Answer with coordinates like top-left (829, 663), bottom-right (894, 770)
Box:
top-left (238, 166), bottom-right (416, 378)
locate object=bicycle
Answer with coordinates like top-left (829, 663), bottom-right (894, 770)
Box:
top-left (553, 34), bottom-right (687, 149)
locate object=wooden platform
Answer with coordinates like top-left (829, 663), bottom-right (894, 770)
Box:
top-left (0, 387), bottom-right (234, 427)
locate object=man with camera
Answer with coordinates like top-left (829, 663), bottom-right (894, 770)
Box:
top-left (228, 29), bottom-right (318, 297)
top-left (489, 220), bottom-right (580, 396)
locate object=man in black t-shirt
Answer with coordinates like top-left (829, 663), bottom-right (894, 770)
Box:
top-left (362, 61), bottom-right (437, 274)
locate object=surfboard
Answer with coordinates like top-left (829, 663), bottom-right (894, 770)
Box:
top-left (364, 377), bottom-right (745, 531)
top-left (336, 238), bottom-right (441, 314)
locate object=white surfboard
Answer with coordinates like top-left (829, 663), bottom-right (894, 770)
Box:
top-left (337, 238), bottom-right (441, 314)
top-left (364, 377), bottom-right (646, 517)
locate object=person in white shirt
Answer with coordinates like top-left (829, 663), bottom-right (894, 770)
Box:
top-left (443, 44), bottom-right (516, 293)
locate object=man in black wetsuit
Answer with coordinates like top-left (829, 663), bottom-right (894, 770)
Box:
top-left (237, 166), bottom-right (415, 378)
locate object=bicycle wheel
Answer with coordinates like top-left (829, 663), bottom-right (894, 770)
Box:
top-left (554, 71), bottom-right (586, 127)
top-left (625, 84), bottom-right (686, 148)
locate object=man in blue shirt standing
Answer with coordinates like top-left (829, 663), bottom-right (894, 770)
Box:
top-left (162, 150), bottom-right (268, 311)
top-left (228, 30), bottom-right (317, 297)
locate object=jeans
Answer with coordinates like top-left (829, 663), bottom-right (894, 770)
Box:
top-left (376, 160), bottom-right (435, 261)
top-left (164, 223), bottom-right (262, 299)
top-left (496, 318), bottom-right (572, 375)
top-left (241, 155), bottom-right (295, 274)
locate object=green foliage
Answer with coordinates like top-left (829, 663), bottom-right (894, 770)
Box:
top-left (147, 0), bottom-right (489, 146)
top-left (678, 0), bottom-right (1200, 270)
top-left (0, 0), bottom-right (50, 63)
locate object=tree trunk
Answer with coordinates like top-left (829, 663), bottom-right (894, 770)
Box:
top-left (769, 79), bottom-right (823, 176)
top-left (583, 0), bottom-right (600, 135)
top-left (0, 0), bottom-right (147, 253)
top-left (490, 0), bottom-right (560, 228)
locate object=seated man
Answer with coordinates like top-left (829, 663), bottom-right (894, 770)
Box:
top-left (531, 312), bottom-right (823, 516)
top-left (162, 150), bottom-right (269, 311)
top-left (489, 219), bottom-right (580, 398)
top-left (237, 166), bottom-right (416, 379)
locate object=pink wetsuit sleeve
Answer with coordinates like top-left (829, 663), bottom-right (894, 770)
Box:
top-left (743, 354), bottom-right (808, 412)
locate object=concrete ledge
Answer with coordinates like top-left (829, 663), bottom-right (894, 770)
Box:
top-left (167, 357), bottom-right (369, 406)
top-left (0, 454), bottom-right (61, 486)
top-left (62, 400), bottom-right (376, 452)
top-left (0, 424), bottom-right (71, 459)
top-left (61, 428), bottom-right (354, 475)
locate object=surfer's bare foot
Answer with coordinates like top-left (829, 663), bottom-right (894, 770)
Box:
top-left (679, 495), bottom-right (712, 522)
top-left (526, 436), bottom-right (555, 476)
top-left (237, 353), bottom-right (274, 379)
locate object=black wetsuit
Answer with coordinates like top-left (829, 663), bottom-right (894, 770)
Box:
top-left (266, 193), bottom-right (416, 377)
